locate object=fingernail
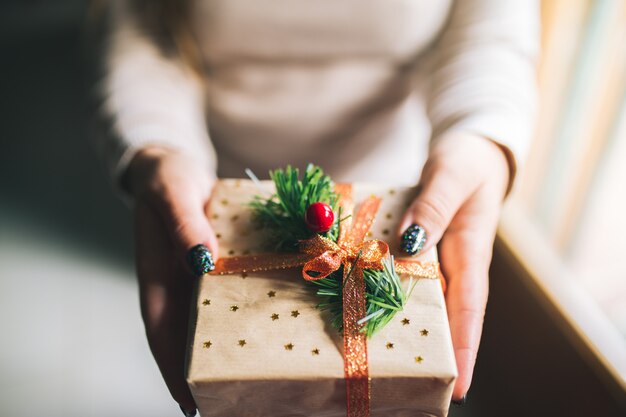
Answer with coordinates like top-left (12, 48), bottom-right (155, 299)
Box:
top-left (179, 405), bottom-right (197, 417)
top-left (186, 244), bottom-right (214, 277)
top-left (452, 395), bottom-right (467, 407)
top-left (400, 224), bottom-right (427, 255)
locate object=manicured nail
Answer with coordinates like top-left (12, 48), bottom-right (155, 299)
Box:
top-left (186, 244), bottom-right (214, 276)
top-left (400, 224), bottom-right (426, 255)
top-left (179, 405), bottom-right (197, 417)
top-left (452, 395), bottom-right (467, 407)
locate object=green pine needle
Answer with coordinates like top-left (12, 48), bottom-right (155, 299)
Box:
top-left (310, 256), bottom-right (415, 338)
top-left (249, 164), bottom-right (339, 251)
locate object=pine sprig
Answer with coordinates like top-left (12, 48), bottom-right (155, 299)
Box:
top-left (249, 164), bottom-right (339, 251)
top-left (311, 257), bottom-right (414, 338)
top-left (249, 164), bottom-right (411, 338)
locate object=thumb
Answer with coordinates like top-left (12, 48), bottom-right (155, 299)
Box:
top-left (397, 160), bottom-right (475, 256)
top-left (155, 188), bottom-right (219, 277)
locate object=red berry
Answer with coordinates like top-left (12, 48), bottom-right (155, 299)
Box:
top-left (305, 202), bottom-right (335, 233)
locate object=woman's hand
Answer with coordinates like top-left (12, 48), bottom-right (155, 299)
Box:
top-left (398, 132), bottom-right (510, 403)
top-left (127, 147), bottom-right (218, 414)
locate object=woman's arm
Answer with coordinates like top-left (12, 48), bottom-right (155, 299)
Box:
top-left (99, 0), bottom-right (217, 193)
top-left (98, 3), bottom-right (219, 414)
top-left (400, 0), bottom-right (539, 402)
top-left (427, 0), bottom-right (539, 186)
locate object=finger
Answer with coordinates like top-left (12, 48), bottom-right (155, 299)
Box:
top-left (397, 158), bottom-right (476, 256)
top-left (439, 197), bottom-right (499, 401)
top-left (135, 202), bottom-right (197, 411)
top-left (153, 181), bottom-right (219, 277)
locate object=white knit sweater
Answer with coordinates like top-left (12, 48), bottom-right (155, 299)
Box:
top-left (101, 0), bottom-right (539, 188)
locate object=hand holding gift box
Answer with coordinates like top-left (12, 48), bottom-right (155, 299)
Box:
top-left (186, 166), bottom-right (457, 416)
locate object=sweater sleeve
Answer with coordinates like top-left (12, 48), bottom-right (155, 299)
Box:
top-left (98, 0), bottom-right (217, 193)
top-left (426, 0), bottom-right (540, 183)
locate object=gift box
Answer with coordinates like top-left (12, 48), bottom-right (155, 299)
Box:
top-left (186, 179), bottom-right (457, 417)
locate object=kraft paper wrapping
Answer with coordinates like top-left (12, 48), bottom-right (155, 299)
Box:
top-left (186, 180), bottom-right (457, 417)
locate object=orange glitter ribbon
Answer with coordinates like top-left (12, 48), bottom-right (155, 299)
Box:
top-left (210, 184), bottom-right (444, 417)
top-left (326, 184), bottom-right (375, 417)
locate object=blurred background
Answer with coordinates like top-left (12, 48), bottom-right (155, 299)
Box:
top-left (0, 1), bottom-right (625, 416)
top-left (0, 1), bottom-right (175, 416)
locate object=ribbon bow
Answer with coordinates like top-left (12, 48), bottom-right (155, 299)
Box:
top-left (299, 234), bottom-right (389, 281)
top-left (299, 195), bottom-right (389, 282)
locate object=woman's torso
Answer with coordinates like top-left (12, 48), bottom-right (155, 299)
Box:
top-left (190, 0), bottom-right (452, 182)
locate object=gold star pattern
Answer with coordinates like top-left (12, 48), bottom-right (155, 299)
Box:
top-left (291, 310), bottom-right (300, 318)
top-left (388, 189), bottom-right (396, 195)
top-left (267, 290), bottom-right (276, 298)
top-left (211, 213), bottom-right (219, 219)
top-left (238, 339), bottom-right (247, 347)
top-left (414, 356), bottom-right (423, 363)
top-left (220, 199), bottom-right (229, 206)
top-left (386, 342), bottom-right (394, 349)
top-left (215, 233), bottom-right (222, 239)
top-left (385, 213), bottom-right (393, 219)
top-left (382, 229), bottom-right (390, 235)
top-left (420, 329), bottom-right (429, 336)
top-left (401, 318), bottom-right (410, 326)
top-left (231, 214), bottom-right (239, 222)
top-left (202, 299), bottom-right (211, 306)
top-left (203, 341), bottom-right (212, 349)
top-left (271, 313), bottom-right (279, 321)
top-left (284, 343), bottom-right (294, 351)
top-left (230, 305), bottom-right (239, 312)
top-left (311, 348), bottom-right (320, 355)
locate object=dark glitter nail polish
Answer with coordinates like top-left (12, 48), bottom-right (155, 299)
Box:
top-left (452, 395), bottom-right (467, 407)
top-left (400, 224), bottom-right (427, 255)
top-left (186, 244), bottom-right (214, 277)
top-left (179, 405), bottom-right (197, 417)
